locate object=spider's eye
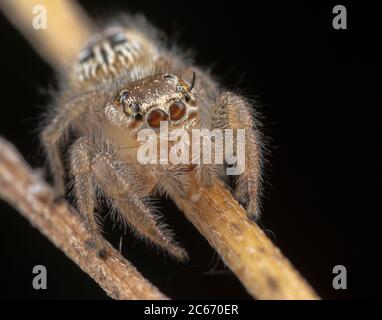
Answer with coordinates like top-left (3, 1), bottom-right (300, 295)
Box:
top-left (169, 101), bottom-right (186, 121)
top-left (147, 109), bottom-right (167, 128)
top-left (123, 102), bottom-right (140, 117)
top-left (118, 90), bottom-right (129, 104)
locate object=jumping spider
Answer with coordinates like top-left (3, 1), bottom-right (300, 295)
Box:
top-left (41, 16), bottom-right (263, 260)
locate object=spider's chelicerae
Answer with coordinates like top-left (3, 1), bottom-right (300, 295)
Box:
top-left (41, 16), bottom-right (263, 260)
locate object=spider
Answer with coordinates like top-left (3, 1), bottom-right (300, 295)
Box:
top-left (41, 16), bottom-right (263, 260)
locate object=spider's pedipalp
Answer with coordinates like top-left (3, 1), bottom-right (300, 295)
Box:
top-left (155, 165), bottom-right (190, 198)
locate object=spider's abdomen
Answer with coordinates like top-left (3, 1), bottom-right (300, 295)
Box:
top-left (72, 28), bottom-right (159, 82)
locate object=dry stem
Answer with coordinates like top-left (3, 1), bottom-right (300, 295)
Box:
top-left (0, 0), bottom-right (92, 69)
top-left (174, 178), bottom-right (318, 299)
top-left (0, 137), bottom-right (167, 300)
top-left (0, 0), bottom-right (320, 299)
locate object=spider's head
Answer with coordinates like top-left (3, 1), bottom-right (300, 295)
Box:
top-left (114, 73), bottom-right (198, 129)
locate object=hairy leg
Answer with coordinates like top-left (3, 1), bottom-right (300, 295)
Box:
top-left (91, 152), bottom-right (188, 261)
top-left (69, 137), bottom-right (107, 257)
top-left (192, 129), bottom-right (224, 189)
top-left (214, 91), bottom-right (263, 220)
top-left (155, 164), bottom-right (190, 198)
top-left (41, 92), bottom-right (96, 196)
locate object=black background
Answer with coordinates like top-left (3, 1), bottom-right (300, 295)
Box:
top-left (0, 0), bottom-right (380, 299)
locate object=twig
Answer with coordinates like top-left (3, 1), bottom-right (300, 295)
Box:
top-left (0, 0), bottom-right (320, 299)
top-left (0, 137), bottom-right (168, 300)
top-left (0, 0), bottom-right (92, 69)
top-left (173, 178), bottom-right (319, 299)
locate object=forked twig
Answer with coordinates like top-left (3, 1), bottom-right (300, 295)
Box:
top-left (0, 0), bottom-right (319, 299)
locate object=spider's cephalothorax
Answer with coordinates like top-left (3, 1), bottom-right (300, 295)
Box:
top-left (41, 16), bottom-right (263, 260)
top-left (106, 73), bottom-right (198, 130)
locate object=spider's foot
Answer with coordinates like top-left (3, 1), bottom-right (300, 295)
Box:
top-left (167, 244), bottom-right (189, 263)
top-left (85, 236), bottom-right (109, 259)
top-left (195, 164), bottom-right (214, 188)
top-left (97, 246), bottom-right (108, 259)
top-left (246, 200), bottom-right (260, 222)
top-left (51, 181), bottom-right (66, 203)
top-left (52, 193), bottom-right (66, 204)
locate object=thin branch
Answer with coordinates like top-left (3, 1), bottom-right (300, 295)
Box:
top-left (0, 0), bottom-right (320, 299)
top-left (0, 0), bottom-right (92, 69)
top-left (173, 178), bottom-right (319, 299)
top-left (0, 137), bottom-right (168, 300)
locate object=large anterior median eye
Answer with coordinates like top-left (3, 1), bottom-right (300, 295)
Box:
top-left (147, 109), bottom-right (167, 128)
top-left (169, 101), bottom-right (186, 121)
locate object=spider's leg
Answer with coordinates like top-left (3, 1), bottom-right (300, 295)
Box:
top-left (155, 165), bottom-right (190, 198)
top-left (91, 152), bottom-right (188, 261)
top-left (41, 92), bottom-right (96, 197)
top-left (184, 69), bottom-right (221, 188)
top-left (213, 91), bottom-right (263, 220)
top-left (192, 132), bottom-right (221, 188)
top-left (69, 137), bottom-right (107, 257)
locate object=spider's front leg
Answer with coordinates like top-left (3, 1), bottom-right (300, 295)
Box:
top-left (70, 137), bottom-right (188, 260)
top-left (90, 150), bottom-right (188, 261)
top-left (69, 137), bottom-right (107, 257)
top-left (41, 92), bottom-right (96, 197)
top-left (214, 91), bottom-right (263, 220)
